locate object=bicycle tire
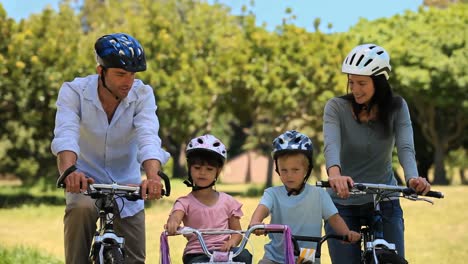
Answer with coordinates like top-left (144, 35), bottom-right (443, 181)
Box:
top-left (365, 249), bottom-right (408, 264)
top-left (94, 247), bottom-right (125, 264)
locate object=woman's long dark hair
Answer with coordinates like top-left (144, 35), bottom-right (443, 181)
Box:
top-left (340, 74), bottom-right (402, 137)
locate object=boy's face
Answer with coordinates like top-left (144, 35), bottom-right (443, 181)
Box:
top-left (190, 164), bottom-right (219, 187)
top-left (277, 154), bottom-right (308, 192)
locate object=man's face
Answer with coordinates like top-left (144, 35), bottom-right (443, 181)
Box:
top-left (100, 67), bottom-right (136, 99)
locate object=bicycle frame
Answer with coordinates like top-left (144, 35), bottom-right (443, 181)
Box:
top-left (160, 224), bottom-right (295, 264)
top-left (316, 181), bottom-right (444, 264)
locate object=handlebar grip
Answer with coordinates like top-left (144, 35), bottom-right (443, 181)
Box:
top-left (158, 171), bottom-right (171, 197)
top-left (425, 190), bottom-right (444, 199)
top-left (316, 181), bottom-right (331, 188)
top-left (56, 165), bottom-right (77, 188)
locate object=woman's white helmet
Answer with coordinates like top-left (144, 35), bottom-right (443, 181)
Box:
top-left (342, 44), bottom-right (392, 80)
top-left (186, 134), bottom-right (227, 162)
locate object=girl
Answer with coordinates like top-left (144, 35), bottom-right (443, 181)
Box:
top-left (165, 134), bottom-right (252, 264)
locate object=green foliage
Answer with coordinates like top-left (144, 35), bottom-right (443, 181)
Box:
top-left (0, 246), bottom-right (62, 264)
top-left (0, 0), bottom-right (465, 186)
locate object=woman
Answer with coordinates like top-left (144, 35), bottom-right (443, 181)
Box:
top-left (323, 44), bottom-right (431, 263)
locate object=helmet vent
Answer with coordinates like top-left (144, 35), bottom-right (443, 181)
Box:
top-left (369, 45), bottom-right (376, 49)
top-left (356, 55), bottom-right (364, 66)
top-left (349, 54), bottom-right (356, 65)
top-left (364, 59), bottom-right (373, 67)
top-left (213, 142), bottom-right (220, 147)
top-left (376, 51), bottom-right (384, 55)
top-left (372, 66), bottom-right (380, 72)
top-left (197, 138), bottom-right (204, 144)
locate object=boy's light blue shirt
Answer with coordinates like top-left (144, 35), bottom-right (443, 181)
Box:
top-left (260, 184), bottom-right (338, 263)
top-left (51, 74), bottom-right (170, 217)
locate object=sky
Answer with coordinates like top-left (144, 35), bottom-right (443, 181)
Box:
top-left (1, 0), bottom-right (424, 32)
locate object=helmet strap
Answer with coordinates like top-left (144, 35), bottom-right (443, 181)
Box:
top-left (285, 165), bottom-right (313, 196)
top-left (100, 68), bottom-right (120, 101)
top-left (183, 172), bottom-right (217, 192)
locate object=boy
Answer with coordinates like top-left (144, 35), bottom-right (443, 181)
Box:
top-left (249, 130), bottom-right (360, 264)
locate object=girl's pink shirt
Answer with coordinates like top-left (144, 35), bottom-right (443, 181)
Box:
top-left (171, 192), bottom-right (243, 255)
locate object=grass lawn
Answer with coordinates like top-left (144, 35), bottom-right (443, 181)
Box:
top-left (0, 180), bottom-right (466, 263)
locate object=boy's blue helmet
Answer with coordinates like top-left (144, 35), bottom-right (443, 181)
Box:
top-left (94, 33), bottom-right (146, 72)
top-left (272, 130), bottom-right (314, 196)
top-left (272, 130), bottom-right (313, 160)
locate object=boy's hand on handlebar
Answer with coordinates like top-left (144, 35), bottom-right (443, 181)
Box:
top-left (408, 177), bottom-right (431, 195)
top-left (141, 178), bottom-right (163, 200)
top-left (328, 175), bottom-right (354, 198)
top-left (345, 230), bottom-right (361, 244)
top-left (64, 171), bottom-right (94, 193)
top-left (249, 222), bottom-right (266, 236)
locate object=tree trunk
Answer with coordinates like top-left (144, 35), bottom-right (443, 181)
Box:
top-left (461, 168), bottom-right (467, 185)
top-left (265, 157), bottom-right (274, 188)
top-left (432, 145), bottom-right (449, 185)
top-left (245, 152), bottom-right (251, 184)
top-left (171, 147), bottom-right (186, 179)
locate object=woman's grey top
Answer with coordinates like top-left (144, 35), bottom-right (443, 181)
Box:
top-left (323, 97), bottom-right (419, 205)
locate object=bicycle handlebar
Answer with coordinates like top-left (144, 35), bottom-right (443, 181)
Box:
top-left (164, 224), bottom-right (291, 259)
top-left (56, 165), bottom-right (171, 197)
top-left (316, 181), bottom-right (444, 199)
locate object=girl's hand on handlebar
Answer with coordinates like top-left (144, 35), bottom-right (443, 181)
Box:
top-left (328, 174), bottom-right (354, 198)
top-left (64, 171), bottom-right (94, 193)
top-left (220, 239), bottom-right (236, 252)
top-left (164, 221), bottom-right (180, 235)
top-left (408, 177), bottom-right (431, 195)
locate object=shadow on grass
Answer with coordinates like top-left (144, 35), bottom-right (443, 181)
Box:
top-left (0, 193), bottom-right (65, 208)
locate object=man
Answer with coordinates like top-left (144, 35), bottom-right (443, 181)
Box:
top-left (51, 33), bottom-right (170, 263)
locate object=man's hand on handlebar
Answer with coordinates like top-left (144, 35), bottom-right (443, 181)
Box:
top-left (64, 171), bottom-right (94, 193)
top-left (141, 177), bottom-right (163, 200)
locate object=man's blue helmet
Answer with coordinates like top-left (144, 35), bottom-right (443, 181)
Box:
top-left (94, 33), bottom-right (146, 72)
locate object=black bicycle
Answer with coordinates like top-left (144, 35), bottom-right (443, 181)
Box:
top-left (56, 166), bottom-right (171, 264)
top-left (316, 181), bottom-right (444, 264)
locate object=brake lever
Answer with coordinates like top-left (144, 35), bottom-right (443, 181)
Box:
top-left (405, 194), bottom-right (434, 204)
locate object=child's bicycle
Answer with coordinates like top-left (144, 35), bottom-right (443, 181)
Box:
top-left (316, 181), bottom-right (444, 264)
top-left (56, 165), bottom-right (171, 264)
top-left (160, 224), bottom-right (301, 264)
top-left (160, 224), bottom-right (349, 264)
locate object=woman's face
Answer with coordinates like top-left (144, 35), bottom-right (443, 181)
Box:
top-left (348, 74), bottom-right (375, 105)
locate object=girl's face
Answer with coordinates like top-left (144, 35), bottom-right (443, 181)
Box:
top-left (190, 164), bottom-right (219, 186)
top-left (348, 74), bottom-right (375, 105)
top-left (277, 154), bottom-right (308, 192)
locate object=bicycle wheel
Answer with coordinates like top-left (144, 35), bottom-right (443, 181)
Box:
top-left (365, 249), bottom-right (408, 264)
top-left (94, 247), bottom-right (125, 264)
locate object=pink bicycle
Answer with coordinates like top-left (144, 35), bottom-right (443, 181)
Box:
top-left (160, 224), bottom-right (295, 264)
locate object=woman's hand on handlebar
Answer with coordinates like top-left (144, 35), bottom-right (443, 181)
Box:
top-left (141, 178), bottom-right (163, 200)
top-left (64, 171), bottom-right (94, 193)
top-left (328, 175), bottom-right (354, 199)
top-left (408, 177), bottom-right (431, 195)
